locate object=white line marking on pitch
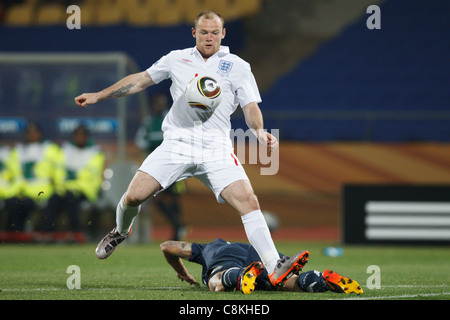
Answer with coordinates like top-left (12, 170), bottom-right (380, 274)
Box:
top-left (0, 287), bottom-right (188, 292)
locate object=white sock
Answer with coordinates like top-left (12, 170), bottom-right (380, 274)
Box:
top-left (241, 210), bottom-right (279, 274)
top-left (116, 194), bottom-right (141, 236)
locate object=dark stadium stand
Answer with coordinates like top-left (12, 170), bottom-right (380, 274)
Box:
top-left (2, 0), bottom-right (448, 143)
top-left (259, 0), bottom-right (449, 141)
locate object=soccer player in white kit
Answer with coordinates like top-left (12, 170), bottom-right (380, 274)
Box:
top-left (75, 11), bottom-right (306, 286)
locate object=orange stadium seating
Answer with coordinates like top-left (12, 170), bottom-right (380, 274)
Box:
top-left (2, 0), bottom-right (265, 26)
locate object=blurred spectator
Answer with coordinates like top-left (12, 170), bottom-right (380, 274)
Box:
top-left (135, 93), bottom-right (186, 240)
top-left (0, 135), bottom-right (13, 200)
top-left (0, 135), bottom-right (14, 229)
top-left (41, 125), bottom-right (104, 242)
top-left (135, 93), bottom-right (169, 152)
top-left (4, 122), bottom-right (60, 231)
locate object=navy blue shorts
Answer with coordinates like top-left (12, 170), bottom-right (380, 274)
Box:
top-left (189, 238), bottom-right (281, 290)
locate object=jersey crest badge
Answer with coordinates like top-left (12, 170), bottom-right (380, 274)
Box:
top-left (217, 59), bottom-right (233, 77)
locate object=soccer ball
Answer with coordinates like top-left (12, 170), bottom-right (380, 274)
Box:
top-left (185, 75), bottom-right (222, 111)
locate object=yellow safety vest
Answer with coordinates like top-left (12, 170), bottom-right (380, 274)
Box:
top-left (9, 141), bottom-right (60, 201)
top-left (54, 142), bottom-right (105, 202)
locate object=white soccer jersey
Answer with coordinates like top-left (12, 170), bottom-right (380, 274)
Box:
top-left (146, 46), bottom-right (262, 149)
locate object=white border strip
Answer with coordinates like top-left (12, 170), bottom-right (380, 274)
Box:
top-left (366, 228), bottom-right (450, 240)
top-left (365, 202), bottom-right (450, 214)
top-left (365, 215), bottom-right (450, 226)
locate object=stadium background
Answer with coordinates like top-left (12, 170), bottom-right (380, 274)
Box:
top-left (0, 0), bottom-right (449, 243)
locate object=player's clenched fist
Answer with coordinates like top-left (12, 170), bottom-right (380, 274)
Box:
top-left (74, 93), bottom-right (100, 108)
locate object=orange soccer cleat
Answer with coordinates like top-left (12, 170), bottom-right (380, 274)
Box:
top-left (269, 251), bottom-right (309, 286)
top-left (322, 269), bottom-right (363, 294)
top-left (238, 261), bottom-right (265, 294)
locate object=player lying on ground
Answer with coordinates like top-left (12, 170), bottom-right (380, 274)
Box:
top-left (161, 238), bottom-right (363, 294)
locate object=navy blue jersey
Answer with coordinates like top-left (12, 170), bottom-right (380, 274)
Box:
top-left (189, 238), bottom-right (282, 291)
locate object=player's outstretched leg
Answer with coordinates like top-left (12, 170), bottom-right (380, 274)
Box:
top-left (237, 261), bottom-right (265, 294)
top-left (95, 227), bottom-right (131, 259)
top-left (269, 251), bottom-right (309, 286)
top-left (322, 269), bottom-right (363, 294)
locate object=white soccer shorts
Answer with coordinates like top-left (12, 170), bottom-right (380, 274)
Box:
top-left (138, 139), bottom-right (249, 203)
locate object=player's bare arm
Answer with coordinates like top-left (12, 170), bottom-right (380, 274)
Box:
top-left (160, 241), bottom-right (199, 286)
top-left (242, 102), bottom-right (279, 150)
top-left (74, 71), bottom-right (154, 108)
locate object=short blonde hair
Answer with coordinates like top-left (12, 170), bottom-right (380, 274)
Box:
top-left (193, 10), bottom-right (225, 29)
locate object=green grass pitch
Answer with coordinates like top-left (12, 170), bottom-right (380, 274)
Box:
top-left (0, 240), bottom-right (448, 300)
